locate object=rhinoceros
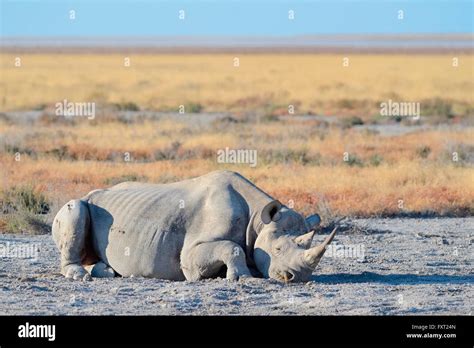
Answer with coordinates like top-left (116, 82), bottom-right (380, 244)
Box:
top-left (52, 170), bottom-right (337, 282)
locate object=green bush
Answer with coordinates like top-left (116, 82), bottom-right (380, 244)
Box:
top-left (1, 186), bottom-right (50, 215)
top-left (3, 143), bottom-right (37, 157)
top-left (0, 186), bottom-right (51, 234)
top-left (262, 149), bottom-right (321, 166)
top-left (369, 154), bottom-right (384, 166)
top-left (261, 114), bottom-right (279, 122)
top-left (341, 116), bottom-right (364, 129)
top-left (2, 212), bottom-right (50, 234)
top-left (421, 98), bottom-right (453, 118)
top-left (184, 102), bottom-right (203, 113)
top-left (112, 101), bottom-right (140, 111)
top-left (344, 154), bottom-right (364, 167)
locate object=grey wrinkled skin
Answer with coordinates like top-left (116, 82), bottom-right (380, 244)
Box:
top-left (52, 170), bottom-right (332, 283)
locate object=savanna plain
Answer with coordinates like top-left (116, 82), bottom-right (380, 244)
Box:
top-left (0, 53), bottom-right (472, 315)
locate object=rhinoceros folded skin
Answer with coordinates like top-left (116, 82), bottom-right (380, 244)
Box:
top-left (52, 170), bottom-right (334, 282)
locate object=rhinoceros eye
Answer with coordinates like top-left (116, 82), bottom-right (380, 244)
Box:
top-left (273, 246), bottom-right (283, 255)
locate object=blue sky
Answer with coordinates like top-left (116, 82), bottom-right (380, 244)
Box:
top-left (1, 0), bottom-right (472, 36)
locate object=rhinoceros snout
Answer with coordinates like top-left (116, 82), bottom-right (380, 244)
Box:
top-left (272, 270), bottom-right (295, 283)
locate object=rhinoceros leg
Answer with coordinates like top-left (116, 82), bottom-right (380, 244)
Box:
top-left (84, 261), bottom-right (115, 278)
top-left (52, 199), bottom-right (92, 281)
top-left (181, 241), bottom-right (252, 281)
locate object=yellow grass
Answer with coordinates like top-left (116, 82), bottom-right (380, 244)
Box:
top-left (1, 54), bottom-right (473, 112)
top-left (0, 53), bottom-right (473, 223)
top-left (1, 154), bottom-right (473, 217)
top-left (1, 118), bottom-right (473, 218)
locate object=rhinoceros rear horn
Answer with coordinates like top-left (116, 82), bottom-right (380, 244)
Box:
top-left (261, 200), bottom-right (282, 224)
top-left (294, 231), bottom-right (315, 248)
top-left (304, 227), bottom-right (338, 268)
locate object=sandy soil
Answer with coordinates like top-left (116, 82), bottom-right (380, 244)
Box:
top-left (0, 218), bottom-right (472, 315)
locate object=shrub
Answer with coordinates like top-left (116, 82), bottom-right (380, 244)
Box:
top-left (341, 116), bottom-right (364, 129)
top-left (1, 186), bottom-right (50, 215)
top-left (211, 116), bottom-right (245, 130)
top-left (33, 103), bottom-right (48, 111)
top-left (184, 102), bottom-right (203, 113)
top-left (336, 99), bottom-right (358, 110)
top-left (38, 113), bottom-right (75, 126)
top-left (261, 114), bottom-right (279, 122)
top-left (421, 98), bottom-right (453, 118)
top-left (416, 146), bottom-right (431, 159)
top-left (369, 154), bottom-right (383, 166)
top-left (46, 145), bottom-right (74, 161)
top-left (262, 149), bottom-right (321, 166)
top-left (344, 154), bottom-right (364, 167)
top-left (1, 212), bottom-right (50, 234)
top-left (153, 141), bottom-right (182, 161)
top-left (0, 113), bottom-right (11, 124)
top-left (444, 143), bottom-right (474, 165)
top-left (112, 102), bottom-right (140, 111)
top-left (0, 186), bottom-right (51, 234)
top-left (3, 143), bottom-right (37, 158)
top-left (316, 194), bottom-right (336, 227)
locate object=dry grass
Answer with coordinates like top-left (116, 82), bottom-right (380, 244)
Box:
top-left (0, 53), bottom-right (473, 232)
top-left (1, 116), bottom-right (472, 223)
top-left (1, 54), bottom-right (473, 116)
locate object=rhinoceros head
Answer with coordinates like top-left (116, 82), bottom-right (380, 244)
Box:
top-left (253, 200), bottom-right (337, 283)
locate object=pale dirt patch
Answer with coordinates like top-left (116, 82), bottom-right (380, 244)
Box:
top-left (0, 218), bottom-right (472, 315)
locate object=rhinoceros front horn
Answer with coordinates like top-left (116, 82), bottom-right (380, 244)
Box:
top-left (304, 227), bottom-right (338, 268)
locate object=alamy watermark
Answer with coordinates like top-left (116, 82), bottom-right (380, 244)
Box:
top-left (325, 243), bottom-right (365, 261)
top-left (55, 99), bottom-right (95, 119)
top-left (18, 322), bottom-right (55, 341)
top-left (217, 147), bottom-right (257, 168)
top-left (0, 242), bottom-right (39, 261)
top-left (380, 99), bottom-right (420, 120)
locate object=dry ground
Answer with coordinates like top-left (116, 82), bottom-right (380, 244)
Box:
top-left (0, 218), bottom-right (471, 315)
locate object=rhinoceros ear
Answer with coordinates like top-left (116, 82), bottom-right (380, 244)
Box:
top-left (261, 200), bottom-right (282, 224)
top-left (305, 214), bottom-right (321, 229)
